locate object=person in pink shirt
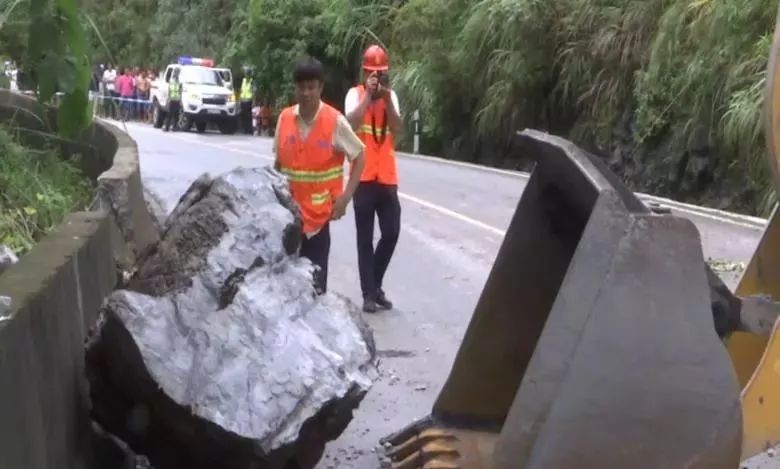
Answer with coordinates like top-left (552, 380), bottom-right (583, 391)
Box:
top-left (115, 68), bottom-right (134, 120)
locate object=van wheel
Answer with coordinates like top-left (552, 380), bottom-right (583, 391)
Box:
top-left (218, 119), bottom-right (238, 135)
top-left (178, 113), bottom-right (192, 131)
top-left (153, 101), bottom-right (165, 128)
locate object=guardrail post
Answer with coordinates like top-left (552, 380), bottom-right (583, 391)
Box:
top-left (412, 109), bottom-right (420, 154)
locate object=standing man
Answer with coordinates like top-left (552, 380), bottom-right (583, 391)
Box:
top-left (101, 64), bottom-right (117, 118)
top-left (345, 45), bottom-right (402, 313)
top-left (274, 56), bottom-right (366, 294)
top-left (164, 69), bottom-right (182, 132)
top-left (116, 68), bottom-right (135, 120)
top-left (240, 66), bottom-right (255, 134)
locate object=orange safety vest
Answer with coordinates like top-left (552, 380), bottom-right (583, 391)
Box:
top-left (353, 85), bottom-right (398, 185)
top-left (276, 103), bottom-right (345, 234)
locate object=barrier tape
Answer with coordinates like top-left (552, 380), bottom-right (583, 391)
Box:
top-left (21, 90), bottom-right (154, 104)
top-left (90, 94), bottom-right (153, 104)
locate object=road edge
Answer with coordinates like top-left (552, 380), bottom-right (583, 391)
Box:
top-left (397, 151), bottom-right (768, 229)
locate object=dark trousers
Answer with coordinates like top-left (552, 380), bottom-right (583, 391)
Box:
top-left (240, 101), bottom-right (253, 134)
top-left (164, 100), bottom-right (180, 131)
top-left (353, 181), bottom-right (401, 298)
top-left (300, 223), bottom-right (331, 294)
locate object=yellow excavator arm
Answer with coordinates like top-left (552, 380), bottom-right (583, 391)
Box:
top-left (729, 6), bottom-right (780, 460)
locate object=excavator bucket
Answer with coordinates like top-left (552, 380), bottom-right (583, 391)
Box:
top-left (379, 129), bottom-right (742, 469)
top-left (729, 6), bottom-right (780, 460)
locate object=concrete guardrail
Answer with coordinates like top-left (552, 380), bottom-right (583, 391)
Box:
top-left (0, 90), bottom-right (158, 469)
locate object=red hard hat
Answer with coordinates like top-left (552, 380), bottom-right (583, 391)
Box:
top-left (362, 45), bottom-right (389, 71)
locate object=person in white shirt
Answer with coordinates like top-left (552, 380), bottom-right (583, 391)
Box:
top-left (102, 65), bottom-right (117, 118)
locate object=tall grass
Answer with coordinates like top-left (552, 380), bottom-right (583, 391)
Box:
top-left (0, 125), bottom-right (92, 254)
top-left (384, 0), bottom-right (778, 213)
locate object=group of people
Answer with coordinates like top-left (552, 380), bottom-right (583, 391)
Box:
top-left (90, 47), bottom-right (402, 312)
top-left (90, 64), bottom-right (158, 122)
top-left (274, 45), bottom-right (401, 313)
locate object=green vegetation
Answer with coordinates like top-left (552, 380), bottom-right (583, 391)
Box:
top-left (0, 125), bottom-right (92, 254)
top-left (1, 0), bottom-right (92, 136)
top-left (1, 0), bottom-right (777, 214)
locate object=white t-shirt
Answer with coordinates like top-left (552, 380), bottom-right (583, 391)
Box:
top-left (344, 87), bottom-right (400, 115)
top-left (103, 69), bottom-right (116, 91)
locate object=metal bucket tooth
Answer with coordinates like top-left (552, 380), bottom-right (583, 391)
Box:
top-left (386, 430), bottom-right (459, 461)
top-left (380, 416), bottom-right (436, 448)
top-left (388, 441), bottom-right (460, 469)
top-left (379, 425), bottom-right (497, 469)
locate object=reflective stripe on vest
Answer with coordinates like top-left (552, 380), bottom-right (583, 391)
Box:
top-left (169, 81), bottom-right (181, 100)
top-left (278, 166), bottom-right (344, 183)
top-left (356, 124), bottom-right (393, 137)
top-left (276, 103), bottom-right (345, 234)
top-left (241, 78), bottom-right (253, 100)
top-left (353, 85), bottom-right (398, 185)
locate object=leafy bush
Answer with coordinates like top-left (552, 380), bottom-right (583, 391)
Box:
top-left (0, 125), bottom-right (92, 254)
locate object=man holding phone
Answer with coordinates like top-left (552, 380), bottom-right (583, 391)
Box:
top-left (345, 45), bottom-right (402, 313)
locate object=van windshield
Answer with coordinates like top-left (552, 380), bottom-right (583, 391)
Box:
top-left (217, 70), bottom-right (231, 82)
top-left (179, 67), bottom-right (223, 86)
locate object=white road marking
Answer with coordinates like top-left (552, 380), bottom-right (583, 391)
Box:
top-left (396, 192), bottom-right (506, 237)
top-left (119, 120), bottom-right (767, 236)
top-left (397, 150), bottom-right (768, 229)
top-left (398, 150), bottom-right (523, 178)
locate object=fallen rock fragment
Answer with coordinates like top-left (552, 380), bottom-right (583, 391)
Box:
top-left (707, 257), bottom-right (746, 273)
top-left (86, 167), bottom-right (377, 469)
top-left (0, 295), bottom-right (10, 321)
top-left (0, 244), bottom-right (17, 321)
top-left (0, 244), bottom-right (18, 275)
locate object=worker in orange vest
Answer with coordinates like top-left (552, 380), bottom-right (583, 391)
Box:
top-left (274, 56), bottom-right (366, 294)
top-left (345, 45), bottom-right (402, 313)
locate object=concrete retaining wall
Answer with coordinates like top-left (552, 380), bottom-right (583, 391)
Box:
top-left (0, 90), bottom-right (157, 469)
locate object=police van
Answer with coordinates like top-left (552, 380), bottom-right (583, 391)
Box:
top-left (150, 56), bottom-right (238, 134)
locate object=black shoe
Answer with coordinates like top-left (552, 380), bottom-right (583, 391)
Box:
top-left (363, 298), bottom-right (378, 313)
top-left (376, 289), bottom-right (393, 310)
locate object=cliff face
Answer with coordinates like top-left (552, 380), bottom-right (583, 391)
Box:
top-left (604, 112), bottom-right (766, 215)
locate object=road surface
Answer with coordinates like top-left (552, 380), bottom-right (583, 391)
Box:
top-left (109, 120), bottom-right (767, 468)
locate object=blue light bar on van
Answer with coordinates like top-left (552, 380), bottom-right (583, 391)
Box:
top-left (177, 56), bottom-right (214, 67)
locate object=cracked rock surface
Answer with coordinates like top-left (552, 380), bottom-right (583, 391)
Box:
top-left (85, 167), bottom-right (377, 469)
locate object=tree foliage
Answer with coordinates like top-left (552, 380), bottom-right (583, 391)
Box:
top-left (1, 0), bottom-right (92, 136)
top-left (1, 0), bottom-right (777, 212)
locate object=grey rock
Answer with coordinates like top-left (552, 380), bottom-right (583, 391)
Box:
top-left (741, 444), bottom-right (780, 469)
top-left (86, 166), bottom-right (377, 469)
top-left (0, 244), bottom-right (18, 275)
top-left (142, 186), bottom-right (168, 234)
top-left (738, 294), bottom-right (780, 336)
top-left (0, 295), bottom-right (11, 320)
top-left (89, 420), bottom-right (157, 469)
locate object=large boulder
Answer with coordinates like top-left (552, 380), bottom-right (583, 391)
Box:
top-left (85, 167), bottom-right (377, 469)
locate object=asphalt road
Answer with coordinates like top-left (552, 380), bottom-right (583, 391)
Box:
top-left (109, 120), bottom-right (768, 468)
